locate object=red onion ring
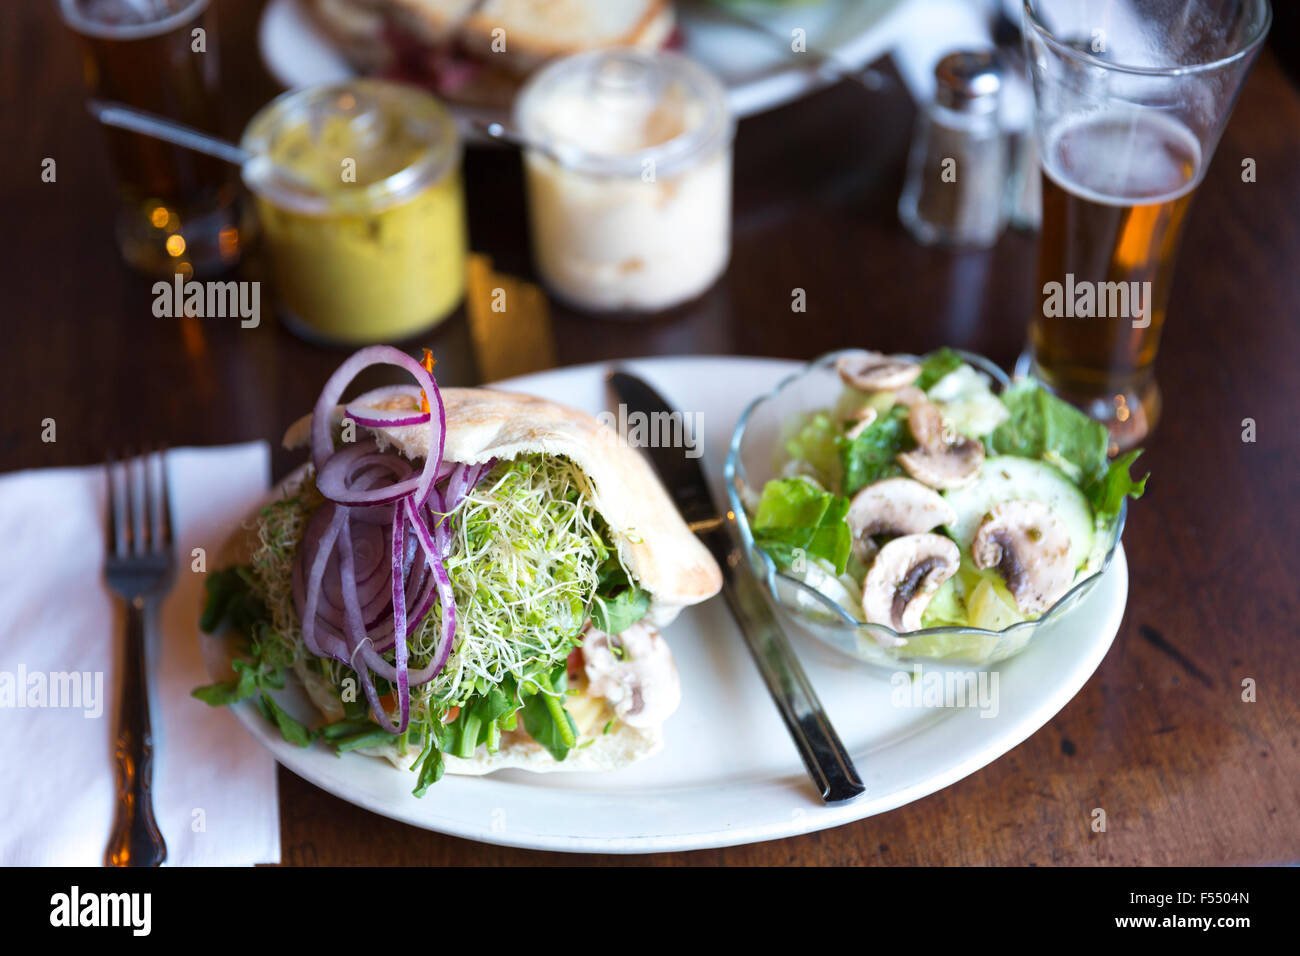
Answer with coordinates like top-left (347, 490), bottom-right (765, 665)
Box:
top-left (298, 505), bottom-right (351, 663)
top-left (290, 349), bottom-right (502, 735)
top-left (310, 347), bottom-right (446, 508)
top-left (344, 385), bottom-right (432, 428)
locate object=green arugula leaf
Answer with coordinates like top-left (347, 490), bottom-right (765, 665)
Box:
top-left (199, 567), bottom-right (268, 636)
top-left (256, 693), bottom-right (314, 748)
top-left (190, 665), bottom-right (258, 706)
top-left (520, 666), bottom-right (578, 762)
top-left (410, 737), bottom-right (445, 797)
top-left (590, 587), bottom-right (651, 634)
top-left (590, 557), bottom-right (650, 634)
top-left (333, 728), bottom-right (398, 753)
top-left (318, 717), bottom-right (387, 741)
top-left (443, 683), bottom-right (517, 758)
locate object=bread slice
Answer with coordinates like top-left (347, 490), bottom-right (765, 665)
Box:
top-left (307, 0), bottom-right (676, 84)
top-left (459, 0), bottom-right (676, 74)
top-left (283, 384), bottom-right (723, 614)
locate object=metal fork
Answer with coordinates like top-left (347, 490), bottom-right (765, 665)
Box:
top-left (103, 450), bottom-right (172, 867)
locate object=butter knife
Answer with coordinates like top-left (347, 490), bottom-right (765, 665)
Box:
top-left (608, 371), bottom-right (865, 804)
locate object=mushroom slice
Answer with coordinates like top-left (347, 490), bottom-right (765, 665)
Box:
top-left (898, 401), bottom-right (984, 489)
top-left (843, 406), bottom-right (878, 441)
top-left (836, 352), bottom-right (922, 392)
top-left (582, 620), bottom-right (681, 729)
top-left (861, 533), bottom-right (960, 632)
top-left (893, 385), bottom-right (928, 408)
top-left (846, 477), bottom-right (956, 562)
top-left (970, 500), bottom-right (1074, 615)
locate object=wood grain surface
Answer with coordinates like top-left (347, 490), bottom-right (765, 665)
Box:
top-left (2, 0), bottom-right (1296, 865)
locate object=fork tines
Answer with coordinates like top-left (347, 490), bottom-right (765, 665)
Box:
top-left (106, 449), bottom-right (172, 560)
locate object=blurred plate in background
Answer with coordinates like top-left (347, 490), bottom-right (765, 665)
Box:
top-left (258, 0), bottom-right (910, 138)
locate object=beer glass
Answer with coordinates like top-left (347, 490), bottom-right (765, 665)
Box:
top-left (1020, 0), bottom-right (1271, 449)
top-left (59, 0), bottom-right (248, 277)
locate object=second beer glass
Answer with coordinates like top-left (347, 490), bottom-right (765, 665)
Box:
top-left (1021, 0), bottom-right (1271, 449)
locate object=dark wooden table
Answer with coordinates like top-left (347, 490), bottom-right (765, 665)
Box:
top-left (4, 0), bottom-right (1297, 866)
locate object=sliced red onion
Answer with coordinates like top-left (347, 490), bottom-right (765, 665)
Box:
top-left (427, 488), bottom-right (453, 557)
top-left (309, 347), bottom-right (446, 508)
top-left (288, 350), bottom-right (498, 734)
top-left (344, 385), bottom-right (432, 428)
top-left (297, 505), bottom-right (351, 663)
top-left (315, 441), bottom-right (425, 508)
top-left (382, 508), bottom-right (410, 734)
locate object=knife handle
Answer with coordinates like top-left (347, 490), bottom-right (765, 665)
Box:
top-left (722, 556), bottom-right (866, 804)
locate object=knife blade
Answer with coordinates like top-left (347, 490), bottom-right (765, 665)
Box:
top-left (607, 370), bottom-right (865, 804)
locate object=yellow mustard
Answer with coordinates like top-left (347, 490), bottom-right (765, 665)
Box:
top-left (242, 81), bottom-right (467, 344)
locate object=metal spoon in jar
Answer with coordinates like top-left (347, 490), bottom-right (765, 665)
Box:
top-left (472, 119), bottom-right (584, 168)
top-left (86, 98), bottom-right (323, 199)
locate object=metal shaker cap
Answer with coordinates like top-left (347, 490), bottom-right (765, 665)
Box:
top-left (934, 50), bottom-right (1002, 113)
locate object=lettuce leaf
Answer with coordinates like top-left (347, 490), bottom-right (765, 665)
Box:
top-left (752, 478), bottom-right (852, 575)
top-left (990, 381), bottom-right (1109, 483)
top-left (916, 347), bottom-right (965, 391)
top-left (1087, 449), bottom-right (1148, 522)
top-left (840, 405), bottom-right (910, 495)
top-left (990, 381), bottom-right (1147, 520)
top-left (784, 411), bottom-right (843, 486)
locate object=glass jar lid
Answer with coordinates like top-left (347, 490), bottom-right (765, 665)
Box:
top-left (514, 49), bottom-right (733, 179)
top-left (241, 79), bottom-right (461, 215)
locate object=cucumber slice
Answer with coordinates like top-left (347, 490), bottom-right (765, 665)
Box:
top-left (944, 456), bottom-right (1094, 570)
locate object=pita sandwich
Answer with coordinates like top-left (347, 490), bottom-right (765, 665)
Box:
top-left (197, 347), bottom-right (720, 792)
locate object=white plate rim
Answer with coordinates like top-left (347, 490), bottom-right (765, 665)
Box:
top-left (202, 354), bottom-right (1128, 853)
top-left (256, 0), bottom-right (914, 124)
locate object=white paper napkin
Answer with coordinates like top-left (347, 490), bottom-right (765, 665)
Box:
top-left (0, 443), bottom-right (281, 866)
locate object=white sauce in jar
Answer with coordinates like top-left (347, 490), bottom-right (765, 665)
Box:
top-left (516, 50), bottom-right (734, 313)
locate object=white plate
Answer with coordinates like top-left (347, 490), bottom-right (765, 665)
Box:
top-left (201, 356), bottom-right (1127, 853)
top-left (257, 0), bottom-right (911, 134)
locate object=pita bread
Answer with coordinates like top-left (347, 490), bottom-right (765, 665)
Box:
top-left (219, 385), bottom-right (720, 777)
top-left (284, 384), bottom-right (722, 622)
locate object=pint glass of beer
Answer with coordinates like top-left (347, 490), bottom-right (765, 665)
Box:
top-left (1021, 0), bottom-right (1271, 448)
top-left (59, 0), bottom-right (248, 277)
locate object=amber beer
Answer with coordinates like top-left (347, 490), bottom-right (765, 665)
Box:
top-left (1028, 110), bottom-right (1201, 446)
top-left (61, 0), bottom-right (245, 276)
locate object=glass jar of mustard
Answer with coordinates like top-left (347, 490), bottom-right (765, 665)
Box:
top-left (514, 50), bottom-right (734, 315)
top-left (241, 80), bottom-right (467, 344)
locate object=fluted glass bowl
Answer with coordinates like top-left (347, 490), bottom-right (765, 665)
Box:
top-left (724, 349), bottom-right (1126, 669)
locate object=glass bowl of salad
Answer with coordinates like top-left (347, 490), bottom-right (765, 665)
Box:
top-left (725, 348), bottom-right (1147, 668)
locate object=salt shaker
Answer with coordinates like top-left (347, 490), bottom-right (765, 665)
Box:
top-left (898, 51), bottom-right (1008, 248)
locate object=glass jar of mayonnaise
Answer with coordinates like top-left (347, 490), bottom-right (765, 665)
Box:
top-left (241, 80), bottom-right (467, 344)
top-left (515, 50), bottom-right (734, 314)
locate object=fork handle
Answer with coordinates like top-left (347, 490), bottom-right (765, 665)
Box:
top-left (106, 598), bottom-right (167, 867)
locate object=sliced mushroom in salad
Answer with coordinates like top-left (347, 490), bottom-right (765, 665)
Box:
top-left (748, 348), bottom-right (1147, 643)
